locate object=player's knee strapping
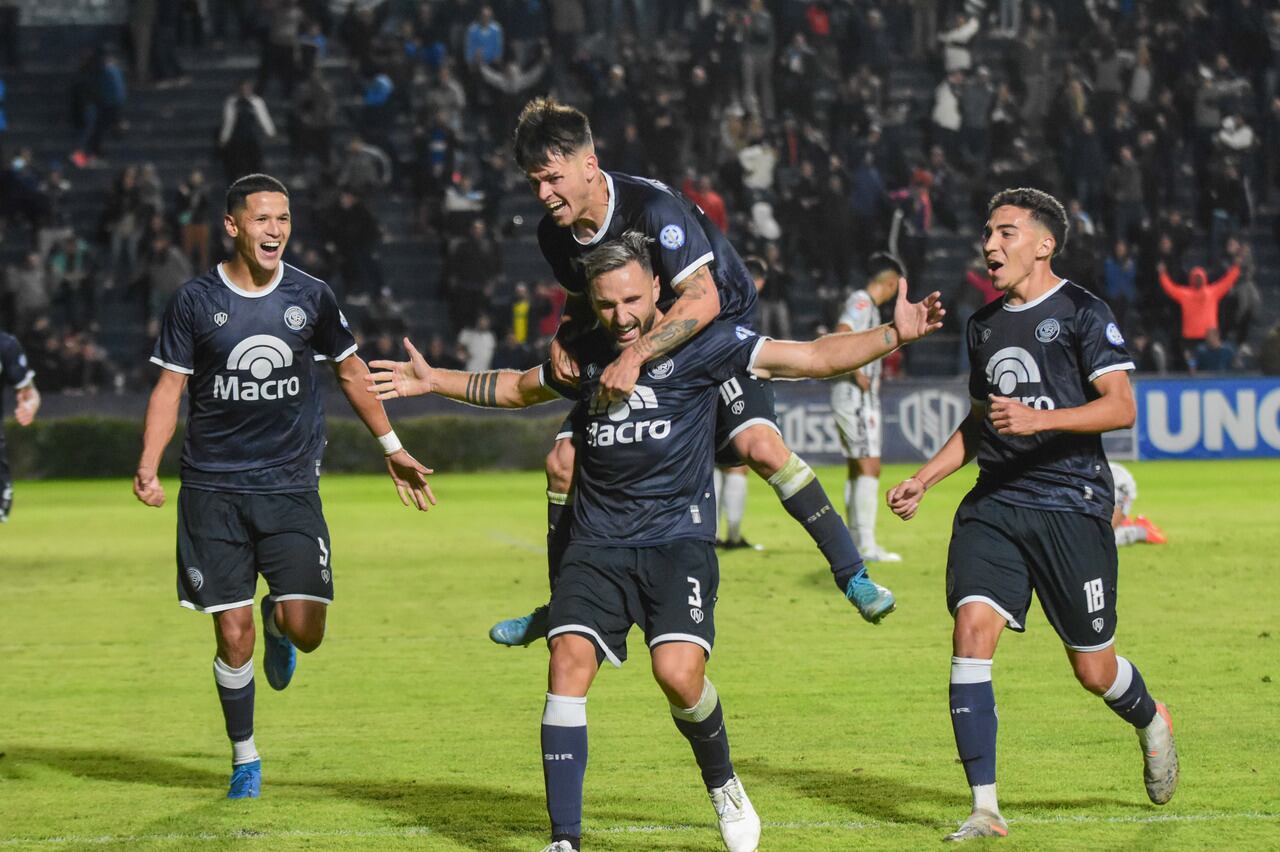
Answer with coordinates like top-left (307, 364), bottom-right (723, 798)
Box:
top-left (213, 657), bottom-right (258, 764)
top-left (1102, 656), bottom-right (1157, 728)
top-left (670, 678), bottom-right (733, 789)
top-left (767, 452), bottom-right (864, 589)
top-left (949, 657), bottom-right (997, 787)
top-left (541, 693), bottom-right (587, 842)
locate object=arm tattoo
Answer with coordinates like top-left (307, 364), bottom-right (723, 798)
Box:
top-left (674, 268), bottom-right (712, 299)
top-left (465, 371), bottom-right (501, 406)
top-left (883, 327), bottom-right (894, 346)
top-left (632, 319), bottom-right (698, 360)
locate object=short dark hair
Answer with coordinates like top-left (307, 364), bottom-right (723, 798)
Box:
top-left (226, 173), bottom-right (289, 214)
top-left (865, 251), bottom-right (905, 281)
top-left (513, 97), bottom-right (594, 171)
top-left (987, 187), bottom-right (1069, 256)
top-left (578, 230), bottom-right (653, 285)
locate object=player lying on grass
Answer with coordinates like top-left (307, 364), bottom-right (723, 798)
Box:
top-left (369, 231), bottom-right (943, 852)
top-left (1109, 462), bottom-right (1166, 546)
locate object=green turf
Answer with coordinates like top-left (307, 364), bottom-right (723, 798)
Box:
top-left (1, 461), bottom-right (1277, 850)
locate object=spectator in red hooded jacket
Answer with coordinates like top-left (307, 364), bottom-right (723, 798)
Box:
top-left (1157, 261), bottom-right (1239, 366)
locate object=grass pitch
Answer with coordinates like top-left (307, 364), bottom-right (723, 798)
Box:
top-left (1, 461), bottom-right (1277, 850)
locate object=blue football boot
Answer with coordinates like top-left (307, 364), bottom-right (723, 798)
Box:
top-left (845, 568), bottom-right (897, 624)
top-left (227, 759), bottom-right (261, 799)
top-left (488, 604), bottom-right (550, 646)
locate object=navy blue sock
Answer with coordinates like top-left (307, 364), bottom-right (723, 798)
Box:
top-left (542, 694), bottom-right (587, 844)
top-left (547, 491), bottom-right (571, 591)
top-left (950, 657), bottom-right (997, 787)
top-left (671, 679), bottom-right (734, 789)
top-left (1103, 657), bottom-right (1158, 728)
top-left (213, 657), bottom-right (257, 763)
top-left (768, 455), bottom-right (865, 590)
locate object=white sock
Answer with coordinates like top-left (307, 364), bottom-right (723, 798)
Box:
top-left (232, 736), bottom-right (260, 765)
top-left (843, 478), bottom-right (855, 532)
top-left (854, 475), bottom-right (880, 552)
top-left (1115, 524), bottom-right (1146, 547)
top-left (972, 782), bottom-right (999, 815)
top-left (713, 468), bottom-right (725, 530)
top-left (723, 472), bottom-right (748, 542)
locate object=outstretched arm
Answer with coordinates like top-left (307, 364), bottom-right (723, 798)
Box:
top-left (368, 337), bottom-right (560, 408)
top-left (752, 283), bottom-right (944, 379)
top-left (134, 369), bottom-right (187, 507)
top-left (886, 401), bottom-right (985, 521)
top-left (334, 353), bottom-right (436, 511)
top-left (598, 264), bottom-right (721, 401)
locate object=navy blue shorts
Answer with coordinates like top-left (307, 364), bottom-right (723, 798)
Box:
top-left (548, 540), bottom-right (719, 667)
top-left (946, 493), bottom-right (1118, 652)
top-left (176, 488), bottom-right (333, 613)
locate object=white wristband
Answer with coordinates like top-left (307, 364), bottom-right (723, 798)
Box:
top-left (377, 430), bottom-right (403, 456)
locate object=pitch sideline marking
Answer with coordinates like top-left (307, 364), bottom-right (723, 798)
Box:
top-left (4, 812), bottom-right (1277, 846)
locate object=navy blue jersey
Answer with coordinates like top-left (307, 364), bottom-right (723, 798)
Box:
top-left (0, 332), bottom-right (35, 459)
top-left (537, 171), bottom-right (758, 326)
top-left (543, 321), bottom-right (765, 546)
top-left (966, 280), bottom-right (1134, 520)
top-left (150, 263), bottom-right (358, 494)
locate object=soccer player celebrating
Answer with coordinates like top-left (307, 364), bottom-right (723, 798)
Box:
top-left (0, 330), bottom-right (40, 522)
top-left (133, 173), bottom-right (434, 799)
top-left (490, 97), bottom-right (896, 648)
top-left (370, 231), bottom-right (944, 852)
top-left (831, 253), bottom-right (906, 563)
top-left (887, 189), bottom-right (1178, 842)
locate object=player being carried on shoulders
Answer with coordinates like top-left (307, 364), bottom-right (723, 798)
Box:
top-left (490, 97), bottom-right (898, 649)
top-left (370, 231), bottom-right (944, 852)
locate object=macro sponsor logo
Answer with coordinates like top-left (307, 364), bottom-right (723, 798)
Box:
top-left (984, 347), bottom-right (1055, 409)
top-left (213, 334), bottom-right (300, 401)
top-left (586, 384), bottom-right (670, 446)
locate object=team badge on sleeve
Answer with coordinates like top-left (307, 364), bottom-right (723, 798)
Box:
top-left (1105, 323), bottom-right (1125, 346)
top-left (647, 358), bottom-right (675, 380)
top-left (659, 224), bottom-right (685, 249)
top-left (284, 306), bottom-right (308, 331)
top-left (1035, 318), bottom-right (1060, 343)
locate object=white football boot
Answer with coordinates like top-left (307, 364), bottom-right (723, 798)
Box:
top-left (709, 774), bottom-right (761, 851)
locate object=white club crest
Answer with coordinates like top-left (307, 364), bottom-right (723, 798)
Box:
top-left (1035, 318), bottom-right (1060, 343)
top-left (647, 358), bottom-right (675, 380)
top-left (1105, 322), bottom-right (1125, 346)
top-left (185, 567), bottom-right (204, 591)
top-left (284, 306), bottom-right (308, 331)
top-left (214, 311), bottom-right (228, 327)
top-left (1092, 617), bottom-right (1105, 633)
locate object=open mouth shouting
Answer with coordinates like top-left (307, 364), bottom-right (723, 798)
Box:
top-left (986, 258), bottom-right (1004, 280)
top-left (259, 240), bottom-right (283, 262)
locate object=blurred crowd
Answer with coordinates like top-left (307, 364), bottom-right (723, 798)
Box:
top-left (1, 0), bottom-right (1278, 393)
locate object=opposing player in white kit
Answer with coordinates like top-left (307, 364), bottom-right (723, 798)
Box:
top-left (831, 253), bottom-right (904, 562)
top-left (1110, 462), bottom-right (1167, 546)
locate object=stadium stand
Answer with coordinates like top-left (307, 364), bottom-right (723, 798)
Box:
top-left (1, 0), bottom-right (1278, 395)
